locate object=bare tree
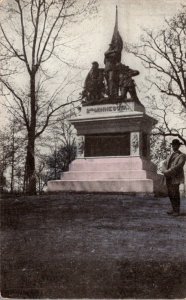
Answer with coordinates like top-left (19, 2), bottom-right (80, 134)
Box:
top-left (34, 116), bottom-right (76, 192)
top-left (0, 118), bottom-right (26, 193)
top-left (0, 0), bottom-right (96, 194)
top-left (45, 113), bottom-right (76, 176)
top-left (0, 130), bottom-right (10, 192)
top-left (129, 6), bottom-right (186, 145)
top-left (150, 134), bottom-right (171, 171)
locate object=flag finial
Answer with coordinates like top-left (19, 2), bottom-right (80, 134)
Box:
top-left (110, 5), bottom-right (123, 54)
top-left (115, 5), bottom-right (118, 32)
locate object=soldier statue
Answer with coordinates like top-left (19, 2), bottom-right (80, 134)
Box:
top-left (117, 63), bottom-right (139, 100)
top-left (82, 61), bottom-right (105, 103)
top-left (104, 43), bottom-right (121, 97)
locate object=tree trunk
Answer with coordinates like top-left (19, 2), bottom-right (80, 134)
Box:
top-left (25, 132), bottom-right (36, 195)
top-left (10, 153), bottom-right (15, 193)
top-left (25, 72), bottom-right (37, 195)
top-left (10, 124), bottom-right (15, 193)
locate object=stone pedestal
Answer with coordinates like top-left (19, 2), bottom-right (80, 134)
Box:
top-left (47, 100), bottom-right (164, 195)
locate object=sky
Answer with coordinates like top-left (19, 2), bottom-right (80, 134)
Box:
top-left (74, 0), bottom-right (184, 68)
top-left (51, 0), bottom-right (185, 102)
top-left (0, 0), bottom-right (185, 124)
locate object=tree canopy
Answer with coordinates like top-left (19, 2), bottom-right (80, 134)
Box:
top-left (130, 6), bottom-right (186, 145)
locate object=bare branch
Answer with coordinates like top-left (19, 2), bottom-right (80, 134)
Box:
top-left (16, 0), bottom-right (31, 73)
top-left (35, 96), bottom-right (82, 138)
top-left (0, 78), bottom-right (30, 130)
top-left (0, 24), bottom-right (25, 62)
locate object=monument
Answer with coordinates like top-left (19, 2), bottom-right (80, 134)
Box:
top-left (48, 7), bottom-right (164, 194)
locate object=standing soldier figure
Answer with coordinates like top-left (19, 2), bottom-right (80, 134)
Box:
top-left (104, 44), bottom-right (121, 97)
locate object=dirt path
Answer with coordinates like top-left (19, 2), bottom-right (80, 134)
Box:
top-left (1, 193), bottom-right (186, 298)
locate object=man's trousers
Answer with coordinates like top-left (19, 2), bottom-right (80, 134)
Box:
top-left (166, 180), bottom-right (180, 213)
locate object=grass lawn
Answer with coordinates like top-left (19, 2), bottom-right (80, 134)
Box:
top-left (1, 192), bottom-right (186, 299)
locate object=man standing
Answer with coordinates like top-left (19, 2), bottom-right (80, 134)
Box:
top-left (162, 139), bottom-right (186, 216)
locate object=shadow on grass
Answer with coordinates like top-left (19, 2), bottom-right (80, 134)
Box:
top-left (1, 194), bottom-right (186, 299)
top-left (1, 261), bottom-right (186, 299)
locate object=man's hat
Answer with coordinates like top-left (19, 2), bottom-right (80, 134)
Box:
top-left (170, 139), bottom-right (183, 146)
top-left (92, 61), bottom-right (98, 66)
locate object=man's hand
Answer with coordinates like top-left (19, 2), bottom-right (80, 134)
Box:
top-left (163, 170), bottom-right (169, 176)
top-left (163, 169), bottom-right (175, 177)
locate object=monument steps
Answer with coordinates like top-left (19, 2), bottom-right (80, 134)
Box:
top-left (61, 170), bottom-right (156, 180)
top-left (47, 157), bottom-right (164, 194)
top-left (48, 158), bottom-right (164, 194)
top-left (47, 179), bottom-right (154, 193)
top-left (69, 158), bottom-right (157, 172)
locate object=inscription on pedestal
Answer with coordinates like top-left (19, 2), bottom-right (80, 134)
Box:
top-left (82, 103), bottom-right (133, 115)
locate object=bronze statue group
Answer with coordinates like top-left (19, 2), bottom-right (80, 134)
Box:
top-left (82, 49), bottom-right (139, 104)
top-left (82, 7), bottom-right (139, 105)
